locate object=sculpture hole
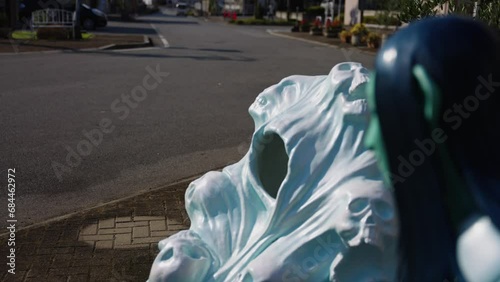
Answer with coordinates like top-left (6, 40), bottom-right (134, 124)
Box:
top-left (256, 133), bottom-right (288, 199)
top-left (161, 248), bottom-right (174, 261)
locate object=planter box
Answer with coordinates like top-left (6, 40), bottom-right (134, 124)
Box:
top-left (309, 29), bottom-right (322, 35)
top-left (323, 28), bottom-right (342, 38)
top-left (351, 35), bottom-right (361, 46)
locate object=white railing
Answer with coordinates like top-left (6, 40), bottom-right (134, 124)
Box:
top-left (32, 9), bottom-right (75, 29)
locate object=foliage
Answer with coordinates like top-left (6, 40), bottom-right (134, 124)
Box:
top-left (0, 13), bottom-right (8, 28)
top-left (340, 30), bottom-right (351, 38)
top-left (367, 32), bottom-right (382, 43)
top-left (335, 13), bottom-right (344, 23)
top-left (255, 2), bottom-right (264, 19)
top-left (300, 19), bottom-right (311, 28)
top-left (350, 23), bottom-right (369, 36)
top-left (209, 0), bottom-right (219, 15)
top-left (11, 30), bottom-right (35, 40)
top-left (448, 0), bottom-right (500, 29)
top-left (312, 18), bottom-right (322, 30)
top-left (306, 6), bottom-right (325, 18)
top-left (395, 0), bottom-right (445, 23)
top-left (393, 0), bottom-right (499, 29)
top-left (363, 15), bottom-right (401, 26)
top-left (325, 18), bottom-right (342, 31)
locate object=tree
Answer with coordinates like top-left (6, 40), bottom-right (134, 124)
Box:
top-left (395, 0), bottom-right (447, 23)
top-left (254, 0), bottom-right (264, 19)
top-left (395, 0), bottom-right (500, 30)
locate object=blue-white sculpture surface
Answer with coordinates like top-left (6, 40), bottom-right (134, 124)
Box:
top-left (149, 62), bottom-right (398, 282)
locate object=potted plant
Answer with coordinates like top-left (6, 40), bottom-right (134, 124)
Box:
top-left (367, 32), bottom-right (382, 49)
top-left (309, 18), bottom-right (323, 35)
top-left (339, 30), bottom-right (351, 43)
top-left (0, 13), bottom-right (10, 39)
top-left (350, 23), bottom-right (368, 46)
top-left (323, 18), bottom-right (342, 38)
top-left (299, 19), bottom-right (310, 32)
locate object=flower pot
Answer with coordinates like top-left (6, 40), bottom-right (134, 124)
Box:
top-left (351, 35), bottom-right (360, 46)
top-left (340, 35), bottom-right (351, 43)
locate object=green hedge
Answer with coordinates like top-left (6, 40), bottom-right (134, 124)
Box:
top-left (305, 6), bottom-right (325, 17)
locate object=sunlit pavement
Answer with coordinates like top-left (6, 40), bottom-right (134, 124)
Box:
top-left (0, 6), bottom-right (376, 239)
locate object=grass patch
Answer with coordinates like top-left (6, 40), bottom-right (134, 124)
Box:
top-left (12, 30), bottom-right (35, 40)
top-left (11, 30), bottom-right (94, 40)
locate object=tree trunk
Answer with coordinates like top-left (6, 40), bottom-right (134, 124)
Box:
top-left (74, 0), bottom-right (82, 39)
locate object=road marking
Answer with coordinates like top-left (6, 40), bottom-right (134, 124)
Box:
top-left (111, 47), bottom-right (164, 52)
top-left (150, 23), bottom-right (170, 48)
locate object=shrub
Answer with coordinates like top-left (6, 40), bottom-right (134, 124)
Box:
top-left (306, 6), bottom-right (325, 18)
top-left (340, 30), bottom-right (351, 37)
top-left (363, 15), bottom-right (378, 24)
top-left (363, 15), bottom-right (401, 26)
top-left (350, 23), bottom-right (369, 36)
top-left (339, 30), bottom-right (351, 43)
top-left (367, 32), bottom-right (381, 43)
top-left (0, 12), bottom-right (8, 27)
top-left (334, 13), bottom-right (344, 23)
top-left (36, 27), bottom-right (71, 40)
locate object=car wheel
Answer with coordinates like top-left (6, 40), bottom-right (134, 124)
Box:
top-left (83, 19), bottom-right (96, 30)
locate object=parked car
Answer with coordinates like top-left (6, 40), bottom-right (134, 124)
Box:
top-left (19, 1), bottom-right (107, 30)
top-left (176, 3), bottom-right (188, 16)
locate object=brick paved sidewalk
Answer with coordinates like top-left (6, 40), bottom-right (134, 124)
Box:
top-left (0, 178), bottom-right (195, 282)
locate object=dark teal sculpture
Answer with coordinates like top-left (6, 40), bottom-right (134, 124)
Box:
top-left (366, 16), bottom-right (500, 282)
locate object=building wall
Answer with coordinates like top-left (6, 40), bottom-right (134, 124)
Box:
top-left (344, 0), bottom-right (359, 25)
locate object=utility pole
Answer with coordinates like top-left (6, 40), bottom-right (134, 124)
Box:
top-left (6, 0), bottom-right (18, 29)
top-left (74, 0), bottom-right (82, 39)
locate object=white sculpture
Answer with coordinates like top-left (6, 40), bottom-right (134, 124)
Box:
top-left (149, 62), bottom-right (398, 282)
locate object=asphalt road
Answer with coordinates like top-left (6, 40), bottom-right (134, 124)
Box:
top-left (0, 9), bottom-right (375, 228)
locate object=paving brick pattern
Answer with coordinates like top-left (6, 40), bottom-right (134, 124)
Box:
top-left (0, 181), bottom-right (191, 282)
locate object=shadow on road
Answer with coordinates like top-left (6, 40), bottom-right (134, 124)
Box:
top-left (169, 46), bottom-right (242, 53)
top-left (96, 26), bottom-right (157, 35)
top-left (72, 49), bottom-right (256, 62)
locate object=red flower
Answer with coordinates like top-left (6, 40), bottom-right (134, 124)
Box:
top-left (332, 20), bottom-right (341, 27)
top-left (313, 18), bottom-right (321, 28)
top-left (325, 19), bottom-right (332, 28)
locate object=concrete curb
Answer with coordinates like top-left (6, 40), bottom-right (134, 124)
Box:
top-left (99, 35), bottom-right (153, 50)
top-left (0, 36), bottom-right (154, 55)
top-left (266, 29), bottom-right (378, 57)
top-left (0, 172), bottom-right (204, 238)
